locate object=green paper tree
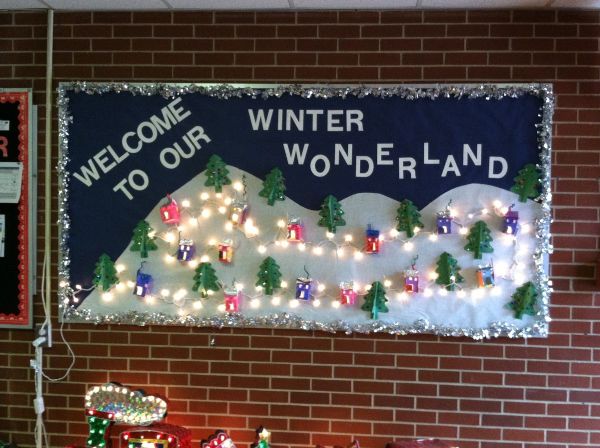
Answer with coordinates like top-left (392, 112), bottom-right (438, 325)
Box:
top-left (130, 220), bottom-right (158, 258)
top-left (255, 256), bottom-right (282, 295)
top-left (435, 252), bottom-right (464, 291)
top-left (361, 281), bottom-right (389, 320)
top-left (204, 154), bottom-right (231, 193)
top-left (317, 195), bottom-right (346, 234)
top-left (92, 253), bottom-right (119, 292)
top-left (259, 167), bottom-right (286, 206)
top-left (508, 281), bottom-right (538, 319)
top-left (464, 220), bottom-right (494, 259)
top-left (396, 199), bottom-right (424, 238)
top-left (511, 163), bottom-right (541, 202)
top-left (192, 262), bottom-right (220, 298)
top-left (86, 415), bottom-right (111, 448)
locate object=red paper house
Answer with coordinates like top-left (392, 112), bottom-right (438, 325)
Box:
top-left (160, 194), bottom-right (180, 225)
top-left (201, 430), bottom-right (236, 448)
top-left (339, 282), bottom-right (357, 305)
top-left (224, 287), bottom-right (240, 312)
top-left (218, 240), bottom-right (233, 263)
top-left (120, 424), bottom-right (192, 448)
top-left (365, 225), bottom-right (381, 254)
top-left (287, 217), bottom-right (304, 242)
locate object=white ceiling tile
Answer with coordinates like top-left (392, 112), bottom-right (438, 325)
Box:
top-left (552, 0), bottom-right (600, 7)
top-left (0, 0), bottom-right (47, 8)
top-left (293, 0), bottom-right (418, 8)
top-left (165, 0), bottom-right (290, 9)
top-left (44, 0), bottom-right (168, 9)
top-left (422, 0), bottom-right (547, 8)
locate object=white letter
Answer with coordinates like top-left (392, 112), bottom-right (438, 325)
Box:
top-left (150, 106), bottom-right (177, 135)
top-left (122, 132), bottom-right (142, 154)
top-left (489, 156), bottom-right (508, 179)
top-left (398, 157), bottom-right (416, 179)
top-left (167, 97), bottom-right (191, 122)
top-left (441, 155), bottom-right (461, 177)
top-left (248, 109), bottom-right (273, 131)
top-left (174, 142), bottom-right (195, 159)
top-left (356, 156), bottom-right (374, 177)
top-left (310, 155), bottom-right (331, 177)
top-left (463, 144), bottom-right (482, 166)
top-left (377, 143), bottom-right (394, 165)
top-left (423, 142), bottom-right (440, 165)
top-left (93, 148), bottom-right (117, 174)
top-left (327, 110), bottom-right (344, 132)
top-left (113, 178), bottom-right (133, 200)
top-left (286, 110), bottom-right (303, 131)
top-left (160, 147), bottom-right (181, 169)
top-left (346, 110), bottom-right (364, 131)
top-left (283, 143), bottom-right (309, 165)
top-left (334, 144), bottom-right (353, 165)
top-left (107, 145), bottom-right (129, 164)
top-left (186, 125), bottom-right (211, 149)
top-left (129, 169), bottom-right (149, 191)
top-left (137, 121), bottom-right (158, 144)
top-left (305, 110), bottom-right (323, 130)
top-left (72, 159), bottom-right (100, 187)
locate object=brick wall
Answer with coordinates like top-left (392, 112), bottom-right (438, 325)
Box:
top-left (0, 9), bottom-right (599, 448)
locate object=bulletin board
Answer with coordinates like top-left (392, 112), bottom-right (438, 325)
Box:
top-left (58, 83), bottom-right (553, 339)
top-left (0, 89), bottom-right (34, 329)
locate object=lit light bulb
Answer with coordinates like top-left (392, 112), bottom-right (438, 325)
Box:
top-left (208, 238), bottom-right (217, 246)
top-left (200, 255), bottom-right (210, 263)
top-left (397, 292), bottom-right (408, 301)
top-left (332, 301), bottom-right (340, 308)
top-left (354, 251), bottom-right (364, 260)
top-left (189, 217), bottom-right (198, 227)
top-left (145, 295), bottom-right (155, 305)
top-left (429, 271), bottom-right (439, 280)
top-left (313, 299), bottom-right (321, 308)
top-left (467, 213), bottom-right (474, 219)
top-left (173, 289), bottom-right (187, 300)
top-left (313, 247), bottom-right (323, 256)
top-left (250, 298), bottom-right (260, 309)
top-left (225, 222), bottom-right (234, 232)
top-left (235, 282), bottom-right (244, 290)
top-left (384, 279), bottom-right (392, 288)
top-left (224, 197), bottom-right (232, 206)
top-left (116, 283), bottom-right (125, 291)
top-left (164, 254), bottom-right (175, 264)
top-left (182, 199), bottom-right (191, 208)
top-left (116, 264), bottom-right (126, 273)
top-left (207, 290), bottom-right (215, 296)
top-left (271, 296), bottom-right (281, 306)
top-left (429, 234), bottom-right (438, 242)
top-left (365, 284), bottom-right (372, 292)
top-left (521, 224), bottom-right (530, 234)
top-left (500, 206), bottom-right (509, 215)
top-left (217, 304), bottom-right (226, 312)
top-left (326, 232), bottom-right (335, 239)
top-left (290, 299), bottom-right (299, 308)
top-left (439, 288), bottom-right (448, 296)
top-left (493, 200), bottom-right (502, 209)
top-left (165, 232), bottom-right (176, 243)
top-left (201, 208), bottom-right (211, 218)
top-left (281, 240), bottom-right (289, 248)
top-left (233, 181), bottom-right (243, 191)
top-left (280, 281), bottom-right (288, 288)
top-left (337, 247), bottom-right (345, 257)
top-left (390, 229), bottom-right (400, 238)
top-left (413, 226), bottom-right (421, 234)
top-left (344, 234), bottom-right (353, 242)
top-left (218, 206), bottom-right (227, 214)
top-left (255, 285), bottom-right (263, 292)
top-left (193, 301), bottom-right (203, 310)
top-left (424, 288), bottom-right (433, 297)
top-left (277, 219), bottom-right (286, 228)
top-left (403, 241), bottom-right (414, 251)
top-left (481, 208), bottom-right (489, 215)
top-left (258, 245), bottom-right (267, 254)
top-left (459, 227), bottom-right (468, 235)
top-left (449, 208), bottom-right (457, 218)
top-left (126, 281), bottom-right (135, 288)
top-left (298, 243), bottom-right (306, 252)
top-left (101, 292), bottom-right (113, 302)
top-left (200, 192), bottom-right (210, 201)
top-left (188, 259), bottom-right (199, 269)
top-left (317, 284), bottom-right (326, 292)
top-left (457, 290), bottom-right (466, 298)
top-left (59, 280), bottom-right (67, 288)
top-left (160, 289), bottom-right (170, 297)
top-left (215, 193), bottom-right (222, 199)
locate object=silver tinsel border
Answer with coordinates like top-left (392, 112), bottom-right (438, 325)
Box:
top-left (57, 83), bottom-right (554, 340)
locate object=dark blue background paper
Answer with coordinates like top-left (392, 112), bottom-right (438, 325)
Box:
top-left (66, 90), bottom-right (541, 294)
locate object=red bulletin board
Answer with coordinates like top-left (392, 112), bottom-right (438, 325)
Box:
top-left (0, 89), bottom-right (34, 329)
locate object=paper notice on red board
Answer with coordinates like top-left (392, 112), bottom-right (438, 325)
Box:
top-left (0, 162), bottom-right (23, 203)
top-left (0, 120), bottom-right (9, 131)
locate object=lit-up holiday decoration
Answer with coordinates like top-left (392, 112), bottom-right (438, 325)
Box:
top-left (339, 282), bottom-right (357, 305)
top-left (159, 194), bottom-right (180, 225)
top-left (223, 284), bottom-right (240, 312)
top-left (176, 236), bottom-right (195, 262)
top-left (403, 256), bottom-right (419, 293)
top-left (218, 239), bottom-right (233, 263)
top-left (134, 263), bottom-right (153, 297)
top-left (436, 200), bottom-right (453, 235)
top-left (365, 225), bottom-right (381, 254)
top-left (250, 426), bottom-right (270, 448)
top-left (502, 204), bottom-right (519, 235)
top-left (229, 199), bottom-right (249, 226)
top-left (476, 263), bottom-right (495, 288)
top-left (201, 430), bottom-right (236, 448)
top-left (121, 424), bottom-right (192, 448)
top-left (84, 382), bottom-right (168, 448)
top-left (287, 217), bottom-right (304, 242)
top-left (295, 268), bottom-right (313, 301)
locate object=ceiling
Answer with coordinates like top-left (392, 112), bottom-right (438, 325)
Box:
top-left (2, 0), bottom-right (600, 10)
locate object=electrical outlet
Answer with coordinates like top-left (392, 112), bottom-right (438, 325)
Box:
top-left (34, 324), bottom-right (52, 348)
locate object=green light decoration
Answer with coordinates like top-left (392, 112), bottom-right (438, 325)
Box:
top-left (511, 163), bottom-right (541, 203)
top-left (395, 199), bottom-right (424, 238)
top-left (204, 154), bottom-right (231, 193)
top-left (317, 194), bottom-right (346, 234)
top-left (130, 220), bottom-right (158, 259)
top-left (464, 220), bottom-right (494, 260)
top-left (435, 252), bottom-right (464, 292)
top-left (92, 253), bottom-right (119, 292)
top-left (192, 262), bottom-right (220, 298)
top-left (361, 281), bottom-right (389, 320)
top-left (259, 167), bottom-right (286, 206)
top-left (255, 256), bottom-right (282, 295)
top-left (86, 416), bottom-right (111, 448)
top-left (508, 281), bottom-right (539, 319)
